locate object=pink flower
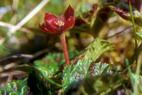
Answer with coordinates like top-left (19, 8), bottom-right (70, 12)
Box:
top-left (39, 5), bottom-right (75, 34)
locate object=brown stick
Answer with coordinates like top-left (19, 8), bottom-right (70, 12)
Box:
top-left (60, 32), bottom-right (70, 65)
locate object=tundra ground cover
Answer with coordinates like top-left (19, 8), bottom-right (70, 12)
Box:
top-left (0, 0), bottom-right (142, 95)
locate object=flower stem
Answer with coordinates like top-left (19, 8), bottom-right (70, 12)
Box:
top-left (60, 32), bottom-right (70, 65)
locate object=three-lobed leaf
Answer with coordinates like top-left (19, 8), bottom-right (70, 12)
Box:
top-left (63, 59), bottom-right (92, 89)
top-left (0, 78), bottom-right (29, 95)
top-left (63, 38), bottom-right (114, 90)
top-left (84, 38), bottom-right (114, 60)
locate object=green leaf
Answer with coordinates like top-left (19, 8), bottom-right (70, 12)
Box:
top-left (65, 74), bottom-right (122, 95)
top-left (137, 29), bottom-right (142, 40)
top-left (91, 7), bottom-right (112, 36)
top-left (0, 78), bottom-right (29, 95)
top-left (90, 62), bottom-right (113, 76)
top-left (131, 73), bottom-right (142, 84)
top-left (85, 38), bottom-right (114, 61)
top-left (15, 64), bottom-right (34, 73)
top-left (27, 53), bottom-right (64, 94)
top-left (130, 73), bottom-right (142, 93)
top-left (62, 38), bottom-right (114, 90)
top-left (34, 53), bottom-right (64, 77)
top-left (62, 59), bottom-right (92, 89)
top-left (28, 67), bottom-right (62, 95)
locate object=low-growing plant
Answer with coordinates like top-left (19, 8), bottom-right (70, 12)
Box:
top-left (0, 0), bottom-right (142, 95)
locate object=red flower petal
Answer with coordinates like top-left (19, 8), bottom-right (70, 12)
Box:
top-left (62, 16), bottom-right (75, 31)
top-left (39, 24), bottom-right (54, 34)
top-left (40, 5), bottom-right (75, 34)
top-left (62, 5), bottom-right (74, 21)
top-left (45, 21), bottom-right (61, 34)
top-left (44, 13), bottom-right (60, 28)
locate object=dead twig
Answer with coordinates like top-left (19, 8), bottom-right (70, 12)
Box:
top-left (0, 54), bottom-right (33, 63)
top-left (105, 26), bottom-right (131, 39)
top-left (0, 21), bottom-right (31, 33)
top-left (9, 0), bottom-right (50, 36)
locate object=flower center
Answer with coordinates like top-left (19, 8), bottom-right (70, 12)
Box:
top-left (54, 21), bottom-right (64, 27)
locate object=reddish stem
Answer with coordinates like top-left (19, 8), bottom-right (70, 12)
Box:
top-left (60, 32), bottom-right (70, 65)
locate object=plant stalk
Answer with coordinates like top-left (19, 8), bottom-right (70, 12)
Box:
top-left (60, 32), bottom-right (70, 65)
top-left (129, 2), bottom-right (139, 95)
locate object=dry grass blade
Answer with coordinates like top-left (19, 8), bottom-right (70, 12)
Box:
top-left (9, 0), bottom-right (50, 36)
top-left (0, 21), bottom-right (31, 33)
